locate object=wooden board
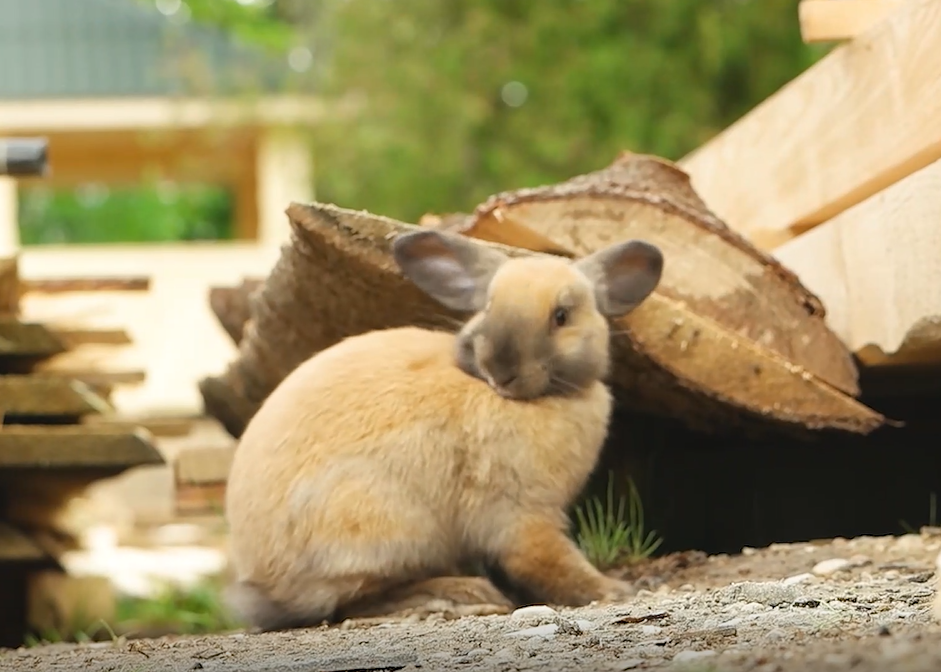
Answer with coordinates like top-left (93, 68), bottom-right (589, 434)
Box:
top-left (798, 0), bottom-right (904, 43)
top-left (680, 0), bottom-right (941, 250)
top-left (0, 375), bottom-right (112, 417)
top-left (0, 523), bottom-right (49, 562)
top-left (22, 276), bottom-right (150, 293)
top-left (774, 155), bottom-right (941, 367)
top-left (49, 327), bottom-right (133, 348)
top-left (0, 320), bottom-right (67, 359)
top-left (28, 344), bottom-right (146, 387)
top-left (176, 482), bottom-right (226, 516)
top-left (81, 413), bottom-right (201, 438)
top-left (0, 425), bottom-right (164, 469)
top-left (175, 444), bottom-right (236, 484)
top-left (0, 257), bottom-right (17, 315)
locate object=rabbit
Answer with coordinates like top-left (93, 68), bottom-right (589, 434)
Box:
top-left (224, 227), bottom-right (664, 632)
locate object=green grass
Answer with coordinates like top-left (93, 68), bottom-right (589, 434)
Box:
top-left (25, 576), bottom-right (240, 647)
top-left (573, 472), bottom-right (664, 571)
top-left (115, 577), bottom-right (241, 637)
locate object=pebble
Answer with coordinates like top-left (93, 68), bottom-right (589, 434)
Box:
top-left (640, 625), bottom-right (662, 635)
top-left (812, 558), bottom-right (851, 575)
top-left (510, 605), bottom-right (557, 620)
top-left (782, 572), bottom-right (814, 586)
top-left (764, 627), bottom-right (788, 642)
top-left (718, 581), bottom-right (798, 607)
top-left (574, 619), bottom-right (595, 632)
top-left (673, 649), bottom-right (717, 663)
top-left (505, 624), bottom-right (559, 639)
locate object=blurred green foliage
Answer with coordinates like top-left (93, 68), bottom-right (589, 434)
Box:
top-left (20, 0), bottom-right (831, 243)
top-left (19, 183), bottom-right (232, 245)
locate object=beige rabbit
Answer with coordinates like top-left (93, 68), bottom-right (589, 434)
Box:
top-left (224, 228), bottom-right (664, 631)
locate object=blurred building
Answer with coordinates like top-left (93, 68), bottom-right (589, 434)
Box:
top-left (0, 0), bottom-right (320, 253)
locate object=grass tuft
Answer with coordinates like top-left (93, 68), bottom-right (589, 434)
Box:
top-left (574, 471), bottom-right (663, 570)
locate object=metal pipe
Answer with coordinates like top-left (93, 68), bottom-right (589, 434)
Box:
top-left (0, 137), bottom-right (49, 177)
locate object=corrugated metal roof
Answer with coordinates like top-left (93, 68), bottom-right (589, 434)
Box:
top-left (0, 0), bottom-right (292, 100)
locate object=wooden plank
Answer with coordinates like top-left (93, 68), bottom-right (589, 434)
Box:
top-left (773, 155), bottom-right (941, 367)
top-left (680, 0), bottom-right (941, 250)
top-left (0, 523), bottom-right (48, 562)
top-left (176, 481), bottom-right (226, 516)
top-left (175, 444), bottom-right (236, 484)
top-left (0, 257), bottom-right (17, 315)
top-left (49, 327), bottom-right (133, 348)
top-left (81, 413), bottom-right (200, 438)
top-left (0, 425), bottom-right (164, 469)
top-left (22, 276), bottom-right (150, 293)
top-left (29, 344), bottom-right (146, 386)
top-left (27, 572), bottom-right (115, 636)
top-left (0, 320), bottom-right (66, 358)
top-left (0, 375), bottom-right (112, 417)
top-left (798, 0), bottom-right (904, 43)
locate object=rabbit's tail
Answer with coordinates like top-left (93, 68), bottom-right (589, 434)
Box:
top-left (224, 580), bottom-right (335, 632)
top-left (338, 576), bottom-right (515, 621)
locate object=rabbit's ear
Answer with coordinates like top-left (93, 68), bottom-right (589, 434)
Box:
top-left (575, 240), bottom-right (663, 317)
top-left (393, 229), bottom-right (510, 312)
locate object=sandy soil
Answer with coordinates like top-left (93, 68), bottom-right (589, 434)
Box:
top-left (5, 529), bottom-right (941, 672)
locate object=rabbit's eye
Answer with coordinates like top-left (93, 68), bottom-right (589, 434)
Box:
top-left (552, 307), bottom-right (568, 328)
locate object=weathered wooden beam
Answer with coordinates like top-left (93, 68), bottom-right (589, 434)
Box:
top-left (680, 0), bottom-right (941, 250)
top-left (0, 425), bottom-right (164, 469)
top-left (798, 0), bottom-right (904, 43)
top-left (774, 155), bottom-right (941, 367)
top-left (0, 320), bottom-right (66, 359)
top-left (0, 375), bottom-right (112, 417)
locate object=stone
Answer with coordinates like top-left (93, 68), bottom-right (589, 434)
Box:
top-left (505, 624), bottom-right (559, 639)
top-left (673, 650), bottom-right (717, 663)
top-left (782, 572), bottom-right (814, 586)
top-left (812, 558), bottom-right (852, 576)
top-left (510, 605), bottom-right (557, 620)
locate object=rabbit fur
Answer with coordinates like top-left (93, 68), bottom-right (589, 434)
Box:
top-left (224, 228), bottom-right (664, 631)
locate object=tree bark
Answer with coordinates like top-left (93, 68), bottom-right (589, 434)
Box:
top-left (208, 279), bottom-right (264, 346)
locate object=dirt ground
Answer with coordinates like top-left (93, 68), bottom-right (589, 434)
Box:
top-left (6, 530), bottom-right (941, 672)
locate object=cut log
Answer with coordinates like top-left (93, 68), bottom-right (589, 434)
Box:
top-left (466, 152), bottom-right (861, 397)
top-left (0, 425), bottom-right (164, 469)
top-left (208, 278), bottom-right (264, 346)
top-left (200, 200), bottom-right (884, 439)
top-left (798, 0), bottom-right (904, 43)
top-left (0, 257), bottom-right (17, 315)
top-left (681, 0), bottom-right (941, 248)
top-left (0, 320), bottom-right (67, 360)
top-left (0, 375), bottom-right (112, 417)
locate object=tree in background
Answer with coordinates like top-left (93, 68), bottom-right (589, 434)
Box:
top-left (301, 0), bottom-right (829, 222)
top-left (21, 0), bottom-right (830, 241)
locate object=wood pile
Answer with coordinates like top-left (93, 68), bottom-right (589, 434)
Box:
top-left (0, 257), bottom-right (164, 647)
top-left (199, 152), bottom-right (886, 442)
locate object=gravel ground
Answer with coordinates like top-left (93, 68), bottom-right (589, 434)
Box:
top-left (5, 530), bottom-right (941, 672)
